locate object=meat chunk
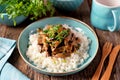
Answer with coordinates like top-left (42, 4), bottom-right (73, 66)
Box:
top-left (37, 24), bottom-right (81, 58)
top-left (54, 53), bottom-right (66, 58)
top-left (50, 41), bottom-right (60, 51)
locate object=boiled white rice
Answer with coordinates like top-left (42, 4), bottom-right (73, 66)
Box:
top-left (26, 24), bottom-right (90, 73)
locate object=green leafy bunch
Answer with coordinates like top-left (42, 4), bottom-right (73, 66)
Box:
top-left (0, 0), bottom-right (54, 20)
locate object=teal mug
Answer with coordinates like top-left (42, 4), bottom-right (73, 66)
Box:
top-left (90, 0), bottom-right (120, 32)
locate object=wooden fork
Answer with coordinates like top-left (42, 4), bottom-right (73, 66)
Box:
top-left (92, 42), bottom-right (113, 80)
top-left (101, 45), bottom-right (120, 80)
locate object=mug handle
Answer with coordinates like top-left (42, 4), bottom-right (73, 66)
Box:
top-left (108, 10), bottom-right (120, 32)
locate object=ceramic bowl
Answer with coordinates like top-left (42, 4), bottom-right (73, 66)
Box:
top-left (50, 0), bottom-right (84, 11)
top-left (18, 17), bottom-right (99, 76)
top-left (0, 5), bottom-right (27, 26)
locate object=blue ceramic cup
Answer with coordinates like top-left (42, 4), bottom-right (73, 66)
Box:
top-left (90, 0), bottom-right (120, 32)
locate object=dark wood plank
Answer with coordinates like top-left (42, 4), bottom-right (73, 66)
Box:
top-left (87, 0), bottom-right (92, 10)
top-left (95, 30), bottom-right (120, 80)
top-left (0, 24), bottom-right (7, 37)
top-left (88, 0), bottom-right (120, 79)
top-left (78, 0), bottom-right (102, 80)
top-left (84, 0), bottom-right (120, 80)
top-left (50, 0), bottom-right (93, 80)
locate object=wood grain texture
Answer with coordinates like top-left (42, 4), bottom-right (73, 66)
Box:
top-left (0, 0), bottom-right (120, 80)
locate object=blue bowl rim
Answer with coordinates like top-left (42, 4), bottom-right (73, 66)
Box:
top-left (17, 16), bottom-right (99, 76)
top-left (0, 13), bottom-right (8, 15)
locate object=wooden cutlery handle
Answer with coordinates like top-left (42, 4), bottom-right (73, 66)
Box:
top-left (101, 45), bottom-right (120, 80)
top-left (92, 42), bottom-right (113, 80)
top-left (92, 56), bottom-right (106, 80)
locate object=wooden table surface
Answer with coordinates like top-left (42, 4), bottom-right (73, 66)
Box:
top-left (0, 0), bottom-right (120, 80)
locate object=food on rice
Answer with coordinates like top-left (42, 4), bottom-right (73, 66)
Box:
top-left (26, 24), bottom-right (90, 72)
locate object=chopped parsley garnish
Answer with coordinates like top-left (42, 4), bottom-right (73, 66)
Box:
top-left (55, 29), bottom-right (69, 42)
top-left (43, 24), bottom-right (69, 42)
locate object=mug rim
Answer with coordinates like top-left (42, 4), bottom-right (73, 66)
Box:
top-left (94, 0), bottom-right (120, 8)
